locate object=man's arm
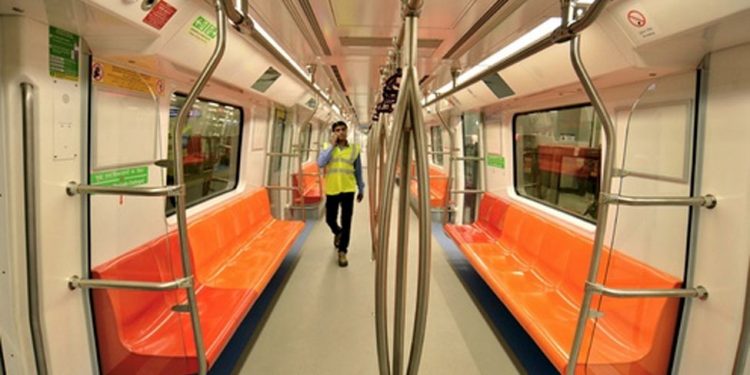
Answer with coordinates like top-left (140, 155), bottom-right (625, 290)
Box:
top-left (317, 146), bottom-right (334, 168)
top-left (354, 155), bottom-right (365, 201)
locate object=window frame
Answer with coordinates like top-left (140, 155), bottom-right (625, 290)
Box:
top-left (511, 102), bottom-right (600, 224)
top-left (166, 92), bottom-right (245, 216)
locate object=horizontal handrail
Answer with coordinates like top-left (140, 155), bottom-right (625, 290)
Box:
top-left (67, 182), bottom-right (183, 197)
top-left (587, 282), bottom-right (708, 300)
top-left (68, 275), bottom-right (193, 291)
top-left (451, 156), bottom-right (484, 161)
top-left (267, 152), bottom-right (299, 157)
top-left (602, 193), bottom-right (717, 209)
top-left (266, 186), bottom-right (298, 191)
top-left (424, 0), bottom-right (609, 107)
top-left (430, 207), bottom-right (455, 213)
top-left (450, 189), bottom-right (483, 194)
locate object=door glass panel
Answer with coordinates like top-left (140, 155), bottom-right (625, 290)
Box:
top-left (267, 107), bottom-right (291, 218)
top-left (462, 112), bottom-right (481, 223)
top-left (89, 76), bottom-right (190, 372)
top-left (584, 72), bottom-right (696, 373)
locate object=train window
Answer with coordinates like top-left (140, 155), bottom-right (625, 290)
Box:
top-left (430, 126), bottom-right (444, 165)
top-left (513, 104), bottom-right (601, 222)
top-left (166, 94), bottom-right (243, 215)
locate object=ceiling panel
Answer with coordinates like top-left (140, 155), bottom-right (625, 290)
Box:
top-left (330, 0), bottom-right (477, 30)
top-left (247, 0), bottom-right (547, 123)
top-left (248, 0), bottom-right (318, 68)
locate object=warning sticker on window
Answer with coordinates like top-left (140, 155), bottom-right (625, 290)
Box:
top-left (143, 0), bottom-right (177, 30)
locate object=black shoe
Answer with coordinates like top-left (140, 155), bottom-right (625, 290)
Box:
top-left (338, 251), bottom-right (348, 267)
top-left (334, 233), bottom-right (342, 249)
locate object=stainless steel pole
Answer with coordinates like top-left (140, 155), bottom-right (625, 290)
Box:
top-left (436, 111), bottom-right (455, 223)
top-left (565, 34), bottom-right (617, 375)
top-left (392, 127), bottom-right (411, 375)
top-left (424, 0), bottom-right (611, 107)
top-left (173, 1), bottom-right (228, 373)
top-left (403, 17), bottom-right (431, 375)
top-left (297, 94), bottom-right (319, 221)
top-left (22, 82), bottom-right (48, 375)
top-left (376, 98), bottom-right (408, 375)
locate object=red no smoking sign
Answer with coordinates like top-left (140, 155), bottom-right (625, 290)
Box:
top-left (627, 9), bottom-right (647, 28)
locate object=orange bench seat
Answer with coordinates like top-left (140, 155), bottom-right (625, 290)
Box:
top-left (92, 188), bottom-right (304, 374)
top-left (409, 164), bottom-right (449, 208)
top-left (292, 162), bottom-right (323, 204)
top-left (445, 193), bottom-right (680, 374)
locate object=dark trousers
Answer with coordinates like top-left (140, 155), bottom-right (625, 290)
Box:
top-left (325, 192), bottom-right (355, 253)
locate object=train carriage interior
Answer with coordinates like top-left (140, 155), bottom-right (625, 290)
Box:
top-left (1, 0), bottom-right (750, 374)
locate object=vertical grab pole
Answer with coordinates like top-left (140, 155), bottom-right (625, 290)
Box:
top-left (392, 121), bottom-right (411, 375)
top-left (367, 116), bottom-right (384, 261)
top-left (565, 34), bottom-right (617, 375)
top-left (375, 2), bottom-right (429, 373)
top-left (297, 70), bottom-right (319, 222)
top-left (436, 111), bottom-right (455, 223)
top-left (405, 13), bottom-right (431, 375)
top-left (376, 93), bottom-right (408, 375)
top-left (173, 1), bottom-right (227, 373)
top-left (22, 82), bottom-right (48, 375)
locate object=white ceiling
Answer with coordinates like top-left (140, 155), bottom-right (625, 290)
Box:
top-left (247, 0), bottom-right (532, 124)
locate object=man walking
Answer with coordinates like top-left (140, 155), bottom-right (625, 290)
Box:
top-left (317, 121), bottom-right (364, 267)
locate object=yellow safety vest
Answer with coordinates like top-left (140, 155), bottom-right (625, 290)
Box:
top-left (325, 144), bottom-right (360, 195)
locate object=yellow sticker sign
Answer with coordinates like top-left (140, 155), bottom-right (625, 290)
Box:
top-left (91, 60), bottom-right (165, 95)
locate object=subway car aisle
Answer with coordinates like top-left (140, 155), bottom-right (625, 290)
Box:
top-left (234, 185), bottom-right (522, 374)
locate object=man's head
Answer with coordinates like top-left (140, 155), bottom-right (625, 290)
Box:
top-left (331, 121), bottom-right (348, 143)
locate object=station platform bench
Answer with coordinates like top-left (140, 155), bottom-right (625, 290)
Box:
top-left (91, 187), bottom-right (304, 374)
top-left (444, 193), bottom-right (680, 374)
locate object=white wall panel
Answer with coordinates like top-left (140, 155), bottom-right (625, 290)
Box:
top-left (676, 42), bottom-right (750, 375)
top-left (0, 15), bottom-right (94, 374)
top-left (92, 89), bottom-right (159, 169)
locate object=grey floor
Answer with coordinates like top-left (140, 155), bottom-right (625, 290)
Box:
top-left (234, 189), bottom-right (523, 375)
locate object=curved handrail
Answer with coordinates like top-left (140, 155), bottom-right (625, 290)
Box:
top-left (367, 116), bottom-right (386, 260)
top-left (436, 111), bottom-right (456, 223)
top-left (565, 32), bottom-right (617, 375)
top-left (172, 1), bottom-right (228, 373)
top-left (295, 79), bottom-right (320, 221)
top-left (375, 9), bottom-right (431, 375)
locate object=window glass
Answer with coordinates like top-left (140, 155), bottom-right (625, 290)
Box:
top-left (430, 126), bottom-right (444, 165)
top-left (166, 94), bottom-right (242, 214)
top-left (513, 104), bottom-right (601, 222)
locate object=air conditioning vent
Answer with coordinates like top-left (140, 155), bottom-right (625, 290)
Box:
top-left (251, 67), bottom-right (281, 93)
top-left (481, 73), bottom-right (514, 99)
